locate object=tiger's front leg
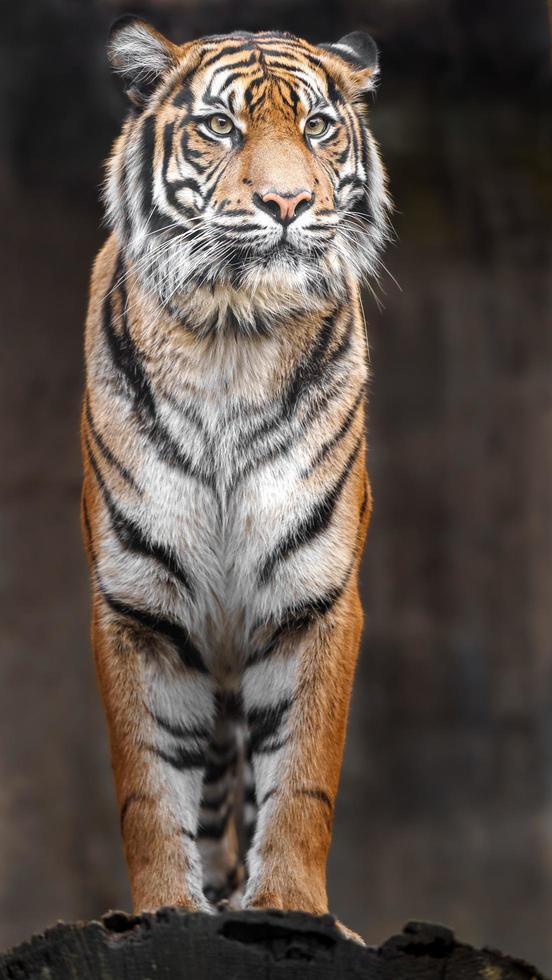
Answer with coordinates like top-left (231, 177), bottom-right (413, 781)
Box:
top-left (91, 598), bottom-right (216, 914)
top-left (242, 587), bottom-right (363, 925)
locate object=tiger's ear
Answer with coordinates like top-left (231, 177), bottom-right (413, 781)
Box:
top-left (108, 16), bottom-right (179, 106)
top-left (319, 31), bottom-right (379, 93)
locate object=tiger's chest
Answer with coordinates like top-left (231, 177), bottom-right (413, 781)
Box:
top-left (129, 390), bottom-right (319, 675)
top-left (92, 294), bottom-right (365, 678)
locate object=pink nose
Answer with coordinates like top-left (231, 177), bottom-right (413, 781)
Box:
top-left (259, 189), bottom-right (313, 223)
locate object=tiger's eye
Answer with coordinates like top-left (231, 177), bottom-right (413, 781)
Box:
top-left (305, 116), bottom-right (329, 138)
top-left (208, 114), bottom-right (234, 136)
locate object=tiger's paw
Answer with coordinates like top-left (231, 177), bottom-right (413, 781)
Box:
top-left (204, 864), bottom-right (245, 911)
top-left (333, 919), bottom-right (366, 945)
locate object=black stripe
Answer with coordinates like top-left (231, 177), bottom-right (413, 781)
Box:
top-left (278, 308), bottom-right (352, 422)
top-left (86, 519), bottom-right (203, 674)
top-left (203, 750), bottom-right (239, 784)
top-left (301, 388), bottom-right (364, 479)
top-left (247, 699), bottom-right (290, 754)
top-left (359, 476), bottom-right (370, 524)
top-left (120, 798), bottom-right (199, 842)
top-left (338, 174), bottom-right (364, 193)
top-left (118, 153), bottom-right (132, 243)
top-left (157, 387), bottom-right (209, 438)
top-left (85, 395), bottom-right (141, 492)
top-left (324, 71), bottom-right (346, 106)
top-left (344, 104), bottom-right (359, 170)
top-left (150, 743), bottom-right (206, 770)
top-left (129, 353), bottom-right (200, 488)
top-left (85, 435), bottom-right (194, 595)
top-left (354, 119), bottom-right (377, 229)
top-left (256, 62), bottom-right (322, 101)
top-left (236, 317), bottom-right (356, 485)
top-left (244, 79), bottom-right (268, 113)
top-left (82, 496), bottom-right (94, 555)
top-left (319, 314), bottom-right (354, 379)
top-left (294, 788), bottom-right (333, 811)
top-left (120, 792), bottom-right (151, 831)
top-left (244, 783), bottom-right (257, 806)
top-left (215, 690), bottom-right (244, 720)
top-left (138, 114), bottom-right (156, 221)
top-left (180, 126), bottom-right (211, 175)
top-left (198, 803), bottom-right (233, 840)
top-left (208, 51), bottom-right (258, 79)
top-left (174, 176), bottom-right (204, 196)
top-left (258, 435), bottom-right (362, 584)
top-left (248, 585), bottom-right (346, 667)
top-left (206, 738), bottom-right (237, 761)
top-left (211, 221), bottom-right (262, 234)
top-left (102, 258), bottom-right (156, 416)
top-left (180, 826), bottom-right (197, 841)
top-left (100, 589), bottom-right (207, 674)
top-left (150, 712), bottom-right (210, 741)
top-left (229, 307), bottom-right (348, 488)
top-left (253, 737), bottom-right (289, 755)
top-left (102, 258), bottom-right (215, 491)
top-left (329, 133), bottom-right (350, 164)
top-left (303, 224), bottom-right (334, 234)
top-left (120, 794), bottom-right (197, 841)
top-left (258, 787), bottom-right (333, 811)
top-left (259, 788), bottom-right (276, 808)
top-left (162, 123), bottom-right (201, 217)
top-left (171, 74), bottom-right (194, 108)
top-left (217, 68), bottom-right (256, 93)
top-left (201, 42), bottom-right (254, 69)
top-left (201, 787), bottom-right (230, 812)
top-left (282, 309), bottom-right (337, 412)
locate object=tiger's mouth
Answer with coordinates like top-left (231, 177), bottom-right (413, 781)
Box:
top-left (229, 230), bottom-right (333, 264)
top-left (267, 241), bottom-right (304, 260)
top-left (226, 238), bottom-right (329, 274)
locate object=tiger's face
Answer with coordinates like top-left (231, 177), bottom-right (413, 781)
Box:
top-left (106, 21), bottom-right (390, 321)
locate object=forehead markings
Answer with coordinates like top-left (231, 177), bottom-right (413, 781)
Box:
top-left (200, 39), bottom-right (331, 104)
top-left (254, 40), bottom-right (335, 79)
top-left (167, 34), bottom-right (345, 117)
top-left (204, 53), bottom-right (260, 103)
top-left (272, 77), bottom-right (301, 116)
top-left (165, 32), bottom-right (349, 114)
top-left (221, 69), bottom-right (323, 120)
top-left (201, 41), bottom-right (256, 70)
top-left (208, 50), bottom-right (258, 78)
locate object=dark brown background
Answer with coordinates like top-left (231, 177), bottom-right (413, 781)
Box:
top-left (1, 0), bottom-right (551, 969)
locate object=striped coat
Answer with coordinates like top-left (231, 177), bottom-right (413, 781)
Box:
top-left (82, 20), bottom-right (389, 942)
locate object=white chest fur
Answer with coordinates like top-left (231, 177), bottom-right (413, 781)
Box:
top-left (91, 294), bottom-right (362, 681)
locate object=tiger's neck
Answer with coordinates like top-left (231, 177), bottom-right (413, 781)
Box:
top-left (120, 245), bottom-right (361, 402)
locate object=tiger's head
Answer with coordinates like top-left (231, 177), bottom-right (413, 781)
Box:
top-left (105, 20), bottom-right (390, 328)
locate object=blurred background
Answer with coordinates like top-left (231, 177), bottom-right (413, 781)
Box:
top-left (1, 0), bottom-right (551, 969)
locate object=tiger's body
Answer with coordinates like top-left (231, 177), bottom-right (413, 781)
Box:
top-left (82, 21), bottom-right (389, 937)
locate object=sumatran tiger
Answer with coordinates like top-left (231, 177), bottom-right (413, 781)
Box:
top-left (81, 16), bottom-right (390, 942)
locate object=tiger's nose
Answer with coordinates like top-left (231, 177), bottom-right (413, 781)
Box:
top-left (254, 189), bottom-right (314, 224)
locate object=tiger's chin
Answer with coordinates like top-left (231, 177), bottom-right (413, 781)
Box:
top-left (163, 248), bottom-right (351, 339)
top-left (219, 236), bottom-right (365, 295)
top-left (135, 236), bottom-right (367, 337)
top-left (228, 244), bottom-right (333, 293)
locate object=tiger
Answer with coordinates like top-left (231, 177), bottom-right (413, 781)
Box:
top-left (81, 16), bottom-right (390, 942)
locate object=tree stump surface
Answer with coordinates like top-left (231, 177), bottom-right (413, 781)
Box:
top-left (0, 910), bottom-right (547, 980)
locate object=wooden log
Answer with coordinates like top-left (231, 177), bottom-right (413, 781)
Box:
top-left (0, 911), bottom-right (547, 980)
